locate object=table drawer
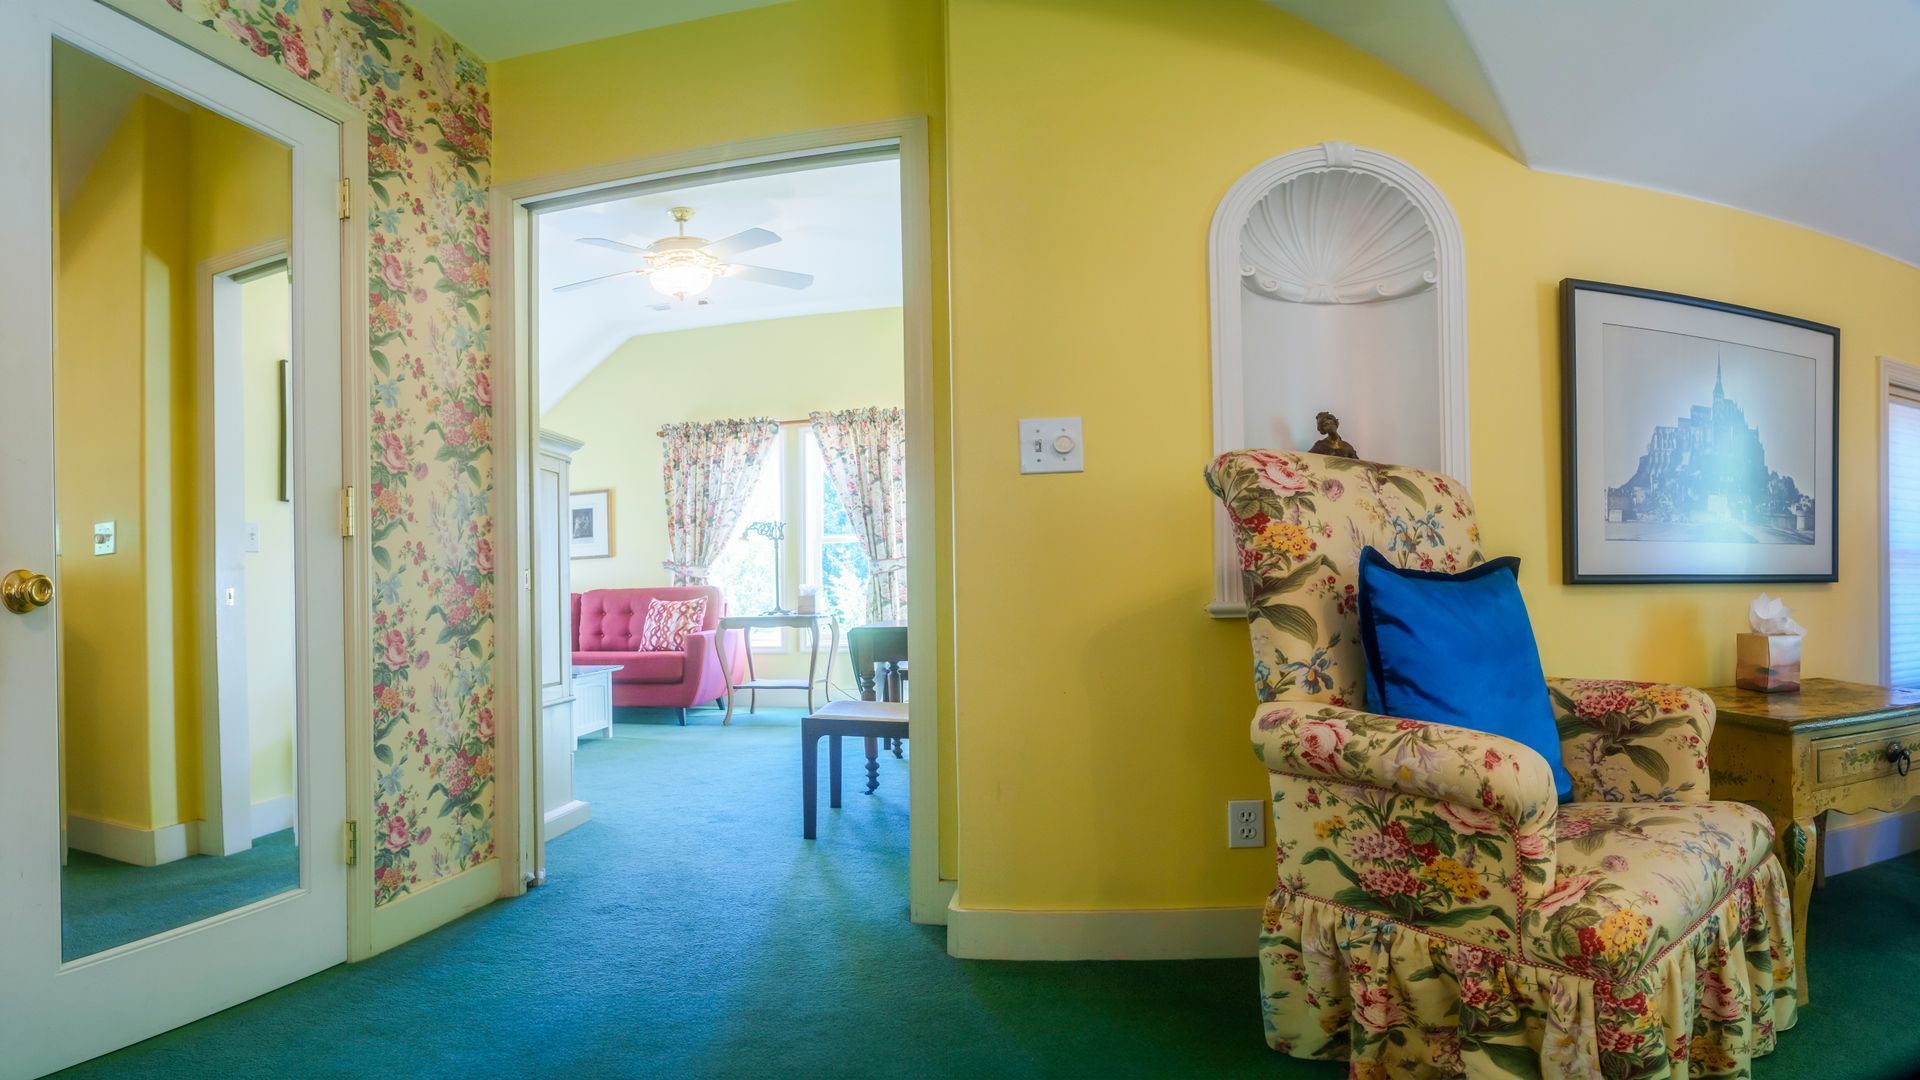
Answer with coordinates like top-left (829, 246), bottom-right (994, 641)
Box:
top-left (1813, 720), bottom-right (1920, 786)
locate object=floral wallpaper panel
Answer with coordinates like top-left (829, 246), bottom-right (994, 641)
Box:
top-left (165, 0), bottom-right (495, 906)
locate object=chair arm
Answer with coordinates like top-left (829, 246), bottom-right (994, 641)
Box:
top-left (1252, 700), bottom-right (1558, 939)
top-left (1546, 678), bottom-right (1713, 803)
top-left (1252, 700), bottom-right (1561, 831)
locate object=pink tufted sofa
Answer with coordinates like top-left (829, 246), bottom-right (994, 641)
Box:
top-left (570, 586), bottom-right (744, 724)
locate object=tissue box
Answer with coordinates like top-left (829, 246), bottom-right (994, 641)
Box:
top-left (1736, 633), bottom-right (1802, 693)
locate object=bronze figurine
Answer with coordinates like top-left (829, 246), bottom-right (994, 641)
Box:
top-left (1309, 411), bottom-right (1358, 459)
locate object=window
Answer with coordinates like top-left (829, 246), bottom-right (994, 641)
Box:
top-left (704, 426), bottom-right (889, 652)
top-left (805, 429), bottom-right (873, 630)
top-left (706, 438), bottom-right (784, 648)
top-left (1890, 381), bottom-right (1920, 686)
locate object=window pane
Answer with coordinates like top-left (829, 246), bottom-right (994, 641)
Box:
top-left (707, 441), bottom-right (782, 625)
top-left (819, 463), bottom-right (856, 537)
top-left (821, 540), bottom-right (870, 628)
top-left (1891, 398), bottom-right (1920, 687)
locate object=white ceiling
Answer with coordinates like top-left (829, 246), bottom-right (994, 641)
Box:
top-left (535, 157), bottom-right (901, 411)
top-left (1269, 0), bottom-right (1920, 267)
top-left (406, 0), bottom-right (792, 61)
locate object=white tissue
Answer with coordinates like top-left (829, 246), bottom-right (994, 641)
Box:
top-left (1748, 593), bottom-right (1806, 637)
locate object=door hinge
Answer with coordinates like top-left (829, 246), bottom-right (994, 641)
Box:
top-left (343, 820), bottom-right (358, 866)
top-left (338, 178), bottom-right (353, 220)
top-left (339, 486), bottom-right (357, 538)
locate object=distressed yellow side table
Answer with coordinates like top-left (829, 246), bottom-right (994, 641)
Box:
top-left (1704, 678), bottom-right (1920, 1002)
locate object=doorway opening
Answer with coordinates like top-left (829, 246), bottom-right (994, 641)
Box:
top-left (526, 149), bottom-right (915, 891)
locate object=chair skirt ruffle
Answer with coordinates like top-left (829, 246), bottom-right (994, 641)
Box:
top-left (1257, 860), bottom-right (1798, 1079)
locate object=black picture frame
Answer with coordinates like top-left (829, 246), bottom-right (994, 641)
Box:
top-left (1560, 278), bottom-right (1839, 584)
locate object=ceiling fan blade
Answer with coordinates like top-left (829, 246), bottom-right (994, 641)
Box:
top-left (700, 227), bottom-right (780, 259)
top-left (552, 269), bottom-right (646, 292)
top-left (577, 236), bottom-right (648, 255)
top-left (725, 263), bottom-right (814, 290)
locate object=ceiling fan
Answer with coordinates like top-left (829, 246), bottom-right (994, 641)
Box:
top-left (553, 206), bottom-right (815, 302)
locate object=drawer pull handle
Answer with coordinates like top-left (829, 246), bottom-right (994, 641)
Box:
top-left (1890, 741), bottom-right (1912, 777)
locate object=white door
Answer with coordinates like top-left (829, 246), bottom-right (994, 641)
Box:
top-left (0, 2), bottom-right (348, 1075)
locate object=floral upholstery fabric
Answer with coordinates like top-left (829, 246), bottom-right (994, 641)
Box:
top-left (1209, 451), bottom-right (1797, 1077)
top-left (1527, 802), bottom-right (1774, 982)
top-left (1552, 679), bottom-right (1715, 803)
top-left (1207, 449), bottom-right (1483, 707)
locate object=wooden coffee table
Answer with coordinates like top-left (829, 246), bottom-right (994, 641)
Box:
top-left (800, 700), bottom-right (907, 839)
top-left (1705, 678), bottom-right (1920, 1002)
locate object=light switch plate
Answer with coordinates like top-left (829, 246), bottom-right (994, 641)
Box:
top-left (92, 521), bottom-right (115, 556)
top-left (245, 522), bottom-right (262, 553)
top-left (1019, 417), bottom-right (1084, 474)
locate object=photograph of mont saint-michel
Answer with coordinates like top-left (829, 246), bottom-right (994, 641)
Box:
top-left (1601, 323), bottom-right (1818, 546)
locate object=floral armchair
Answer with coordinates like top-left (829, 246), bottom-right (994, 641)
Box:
top-left (1207, 450), bottom-right (1796, 1079)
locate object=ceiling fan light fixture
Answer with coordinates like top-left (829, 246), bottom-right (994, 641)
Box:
top-left (648, 261), bottom-right (716, 300)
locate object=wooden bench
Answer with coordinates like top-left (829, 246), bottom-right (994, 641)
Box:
top-left (801, 700), bottom-right (908, 839)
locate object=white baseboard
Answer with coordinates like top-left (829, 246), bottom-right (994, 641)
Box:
top-left (67, 814), bottom-right (198, 867)
top-left (945, 900), bottom-right (1262, 961)
top-left (250, 795), bottom-right (296, 839)
top-left (912, 877), bottom-right (956, 926)
top-left (544, 798), bottom-right (591, 839)
top-left (1823, 807), bottom-right (1920, 876)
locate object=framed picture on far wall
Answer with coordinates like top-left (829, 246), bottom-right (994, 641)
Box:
top-left (1561, 279), bottom-right (1838, 584)
top-left (570, 489), bottom-right (613, 559)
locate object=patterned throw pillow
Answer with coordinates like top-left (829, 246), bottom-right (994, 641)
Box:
top-left (637, 597), bottom-right (707, 652)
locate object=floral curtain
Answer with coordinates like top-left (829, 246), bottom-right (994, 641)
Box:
top-left (810, 407), bottom-right (908, 621)
top-left (658, 418), bottom-right (781, 585)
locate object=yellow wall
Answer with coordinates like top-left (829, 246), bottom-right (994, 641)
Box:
top-left (241, 271), bottom-right (297, 807)
top-left (57, 99), bottom-right (158, 829)
top-left (941, 0), bottom-right (1920, 911)
top-left (493, 0), bottom-right (957, 874)
top-left (55, 76), bottom-right (291, 839)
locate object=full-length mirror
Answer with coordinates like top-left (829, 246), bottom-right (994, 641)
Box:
top-left (53, 39), bottom-right (299, 960)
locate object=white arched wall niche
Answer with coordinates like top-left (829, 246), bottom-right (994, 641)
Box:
top-left (1208, 141), bottom-right (1469, 617)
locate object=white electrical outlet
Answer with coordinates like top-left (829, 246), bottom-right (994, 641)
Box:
top-left (1228, 799), bottom-right (1266, 848)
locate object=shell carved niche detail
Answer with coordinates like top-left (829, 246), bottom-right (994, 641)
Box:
top-left (1240, 168), bottom-right (1437, 305)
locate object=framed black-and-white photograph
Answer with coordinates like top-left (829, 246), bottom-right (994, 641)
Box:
top-left (569, 489), bottom-right (612, 559)
top-left (1562, 279), bottom-right (1838, 583)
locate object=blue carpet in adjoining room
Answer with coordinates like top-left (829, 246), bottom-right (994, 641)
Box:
top-left (57, 703), bottom-right (1920, 1078)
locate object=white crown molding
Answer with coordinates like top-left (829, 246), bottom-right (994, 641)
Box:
top-left (1208, 141), bottom-right (1469, 617)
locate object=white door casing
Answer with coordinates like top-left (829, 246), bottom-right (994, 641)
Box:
top-left (0, 2), bottom-right (347, 1074)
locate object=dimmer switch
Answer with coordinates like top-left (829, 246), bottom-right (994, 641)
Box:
top-left (1019, 417), bottom-right (1084, 474)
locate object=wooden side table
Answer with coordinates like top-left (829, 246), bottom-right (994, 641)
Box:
top-left (1705, 678), bottom-right (1920, 1003)
top-left (714, 613), bottom-right (838, 724)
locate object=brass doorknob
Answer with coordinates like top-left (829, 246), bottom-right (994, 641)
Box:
top-left (2, 569), bottom-right (53, 614)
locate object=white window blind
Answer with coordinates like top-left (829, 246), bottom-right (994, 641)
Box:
top-left (1889, 387), bottom-right (1920, 687)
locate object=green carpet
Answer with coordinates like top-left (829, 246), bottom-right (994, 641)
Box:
top-left (57, 706), bottom-right (1920, 1078)
top-left (61, 828), bottom-right (300, 961)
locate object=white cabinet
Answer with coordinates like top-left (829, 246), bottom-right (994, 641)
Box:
top-left (536, 430), bottom-right (589, 839)
top-left (571, 664), bottom-right (615, 743)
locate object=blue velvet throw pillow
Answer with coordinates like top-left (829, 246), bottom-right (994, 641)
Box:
top-left (1355, 546), bottom-right (1572, 801)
